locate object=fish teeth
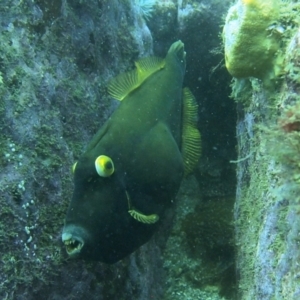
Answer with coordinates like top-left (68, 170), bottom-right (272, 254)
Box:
top-left (64, 238), bottom-right (76, 245)
top-left (64, 238), bottom-right (83, 253)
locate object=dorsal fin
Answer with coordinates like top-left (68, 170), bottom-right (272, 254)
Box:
top-left (181, 88), bottom-right (201, 176)
top-left (108, 56), bottom-right (165, 101)
top-left (134, 56), bottom-right (165, 82)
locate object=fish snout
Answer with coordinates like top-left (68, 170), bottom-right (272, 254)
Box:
top-left (62, 225), bottom-right (89, 257)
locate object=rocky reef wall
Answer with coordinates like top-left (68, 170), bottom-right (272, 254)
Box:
top-left (223, 1), bottom-right (300, 298)
top-left (0, 0), bottom-right (161, 299)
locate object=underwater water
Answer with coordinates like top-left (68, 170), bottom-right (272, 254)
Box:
top-left (1, 0), bottom-right (300, 299)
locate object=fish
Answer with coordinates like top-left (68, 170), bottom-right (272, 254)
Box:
top-left (62, 40), bottom-right (201, 264)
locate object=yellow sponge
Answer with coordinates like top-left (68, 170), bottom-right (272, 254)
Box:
top-left (223, 0), bottom-right (280, 79)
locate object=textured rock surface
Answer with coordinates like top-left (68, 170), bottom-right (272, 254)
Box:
top-left (232, 19), bottom-right (300, 300)
top-left (0, 0), bottom-right (160, 299)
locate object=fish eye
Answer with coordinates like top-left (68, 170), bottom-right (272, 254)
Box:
top-left (72, 162), bottom-right (77, 173)
top-left (95, 155), bottom-right (114, 177)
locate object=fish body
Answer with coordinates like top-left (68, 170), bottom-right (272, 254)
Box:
top-left (62, 41), bottom-right (200, 263)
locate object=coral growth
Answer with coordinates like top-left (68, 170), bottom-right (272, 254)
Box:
top-left (136, 0), bottom-right (157, 20)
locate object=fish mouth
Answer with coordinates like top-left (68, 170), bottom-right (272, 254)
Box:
top-left (62, 229), bottom-right (86, 256)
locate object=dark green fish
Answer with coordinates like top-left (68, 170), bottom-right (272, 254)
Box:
top-left (62, 40), bottom-right (201, 263)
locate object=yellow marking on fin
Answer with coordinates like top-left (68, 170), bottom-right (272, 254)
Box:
top-left (71, 162), bottom-right (77, 173)
top-left (128, 209), bottom-right (159, 224)
top-left (181, 88), bottom-right (201, 176)
top-left (125, 191), bottom-right (159, 224)
top-left (108, 57), bottom-right (165, 101)
top-left (135, 56), bottom-right (165, 81)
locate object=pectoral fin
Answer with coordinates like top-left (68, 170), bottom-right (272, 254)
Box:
top-left (126, 191), bottom-right (159, 225)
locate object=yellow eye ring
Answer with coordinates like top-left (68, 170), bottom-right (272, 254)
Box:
top-left (95, 155), bottom-right (114, 177)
